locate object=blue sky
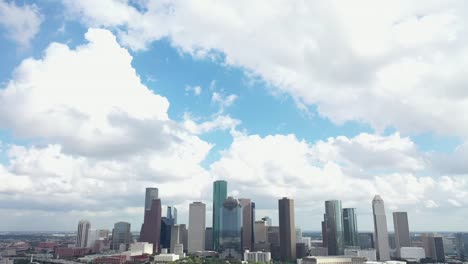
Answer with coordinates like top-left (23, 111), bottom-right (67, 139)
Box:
top-left (0, 0), bottom-right (468, 232)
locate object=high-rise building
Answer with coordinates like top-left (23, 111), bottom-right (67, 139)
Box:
top-left (111, 222), bottom-right (132, 251)
top-left (372, 195), bottom-right (390, 261)
top-left (188, 202), bottom-right (206, 253)
top-left (422, 234), bottom-right (445, 263)
top-left (296, 228), bottom-right (303, 243)
top-left (219, 197), bottom-right (243, 259)
top-left (279, 197), bottom-right (296, 261)
top-left (167, 206), bottom-right (178, 225)
top-left (140, 198), bottom-right (162, 252)
top-left (205, 228), bottom-right (213, 251)
top-left (359, 233), bottom-right (374, 249)
top-left (160, 217), bottom-right (174, 250)
top-left (393, 212), bottom-right (411, 257)
top-left (170, 225), bottom-right (182, 253)
top-left (455, 233), bottom-right (468, 260)
top-left (76, 220), bottom-right (91, 248)
top-left (180, 224), bottom-right (188, 252)
top-left (343, 208), bottom-right (359, 248)
top-left (145, 188), bottom-right (158, 210)
top-left (325, 200), bottom-right (344, 255)
top-left (322, 218), bottom-right (328, 248)
top-left (213, 180), bottom-right (228, 251)
top-left (239, 198), bottom-right (254, 250)
top-left (254, 220), bottom-right (267, 243)
top-left (268, 226), bottom-right (281, 260)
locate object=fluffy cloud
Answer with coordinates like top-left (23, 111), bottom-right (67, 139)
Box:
top-left (0, 0), bottom-right (43, 47)
top-left (63, 0), bottom-right (468, 138)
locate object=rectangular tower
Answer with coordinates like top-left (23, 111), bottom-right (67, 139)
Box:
top-left (188, 202), bottom-right (206, 253)
top-left (325, 200), bottom-right (344, 255)
top-left (212, 180), bottom-right (227, 251)
top-left (239, 198), bottom-right (254, 250)
top-left (372, 195), bottom-right (390, 261)
top-left (343, 208), bottom-right (359, 247)
top-left (279, 197), bottom-right (296, 261)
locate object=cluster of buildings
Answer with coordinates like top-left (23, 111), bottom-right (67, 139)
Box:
top-left (48, 180), bottom-right (468, 264)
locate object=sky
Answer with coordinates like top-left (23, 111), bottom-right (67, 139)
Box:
top-left (0, 0), bottom-right (468, 232)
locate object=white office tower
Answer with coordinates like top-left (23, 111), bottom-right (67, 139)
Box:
top-left (76, 220), bottom-right (91, 248)
top-left (372, 195), bottom-right (390, 261)
top-left (188, 202), bottom-right (206, 252)
top-left (130, 242), bottom-right (154, 255)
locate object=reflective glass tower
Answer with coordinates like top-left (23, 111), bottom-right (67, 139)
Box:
top-left (343, 208), bottom-right (359, 247)
top-left (220, 197), bottom-right (242, 259)
top-left (325, 200), bottom-right (344, 255)
top-left (212, 180), bottom-right (228, 251)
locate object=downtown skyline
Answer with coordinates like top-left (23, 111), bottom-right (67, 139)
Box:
top-left (1, 0), bottom-right (468, 232)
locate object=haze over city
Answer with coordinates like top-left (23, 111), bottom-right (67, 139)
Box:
top-left (1, 0), bottom-right (468, 234)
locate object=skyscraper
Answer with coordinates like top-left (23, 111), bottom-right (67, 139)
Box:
top-left (145, 188), bottom-right (158, 210)
top-left (160, 217), bottom-right (174, 250)
top-left (422, 234), bottom-right (445, 263)
top-left (279, 197), bottom-right (296, 261)
top-left (212, 180), bottom-right (228, 251)
top-left (254, 220), bottom-right (267, 243)
top-left (359, 233), bottom-right (374, 249)
top-left (220, 197), bottom-right (243, 259)
top-left (167, 206), bottom-right (178, 225)
top-left (239, 198), bottom-right (254, 250)
top-left (76, 220), bottom-right (91, 248)
top-left (170, 225), bottom-right (182, 253)
top-left (372, 195), bottom-right (390, 261)
top-left (112, 222), bottom-right (132, 251)
top-left (321, 218), bottom-right (328, 248)
top-left (343, 208), bottom-right (359, 247)
top-left (140, 198), bottom-right (162, 252)
top-left (393, 212), bottom-right (411, 257)
top-left (205, 227), bottom-right (213, 251)
top-left (325, 200), bottom-right (344, 255)
top-left (188, 202), bottom-right (206, 253)
top-left (455, 233), bottom-right (468, 260)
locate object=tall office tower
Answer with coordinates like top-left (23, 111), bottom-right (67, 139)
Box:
top-left (219, 197), bottom-right (243, 259)
top-left (254, 220), bottom-right (268, 243)
top-left (145, 188), bottom-right (159, 210)
top-left (262, 216), bottom-right (272, 226)
top-left (188, 202), bottom-right (206, 253)
top-left (140, 198), bottom-right (162, 252)
top-left (268, 226), bottom-right (281, 260)
top-left (359, 233), bottom-right (374, 249)
top-left (212, 180), bottom-right (228, 251)
top-left (180, 224), bottom-right (188, 252)
top-left (279, 197), bottom-right (296, 261)
top-left (76, 220), bottom-right (91, 248)
top-left (393, 212), bottom-right (411, 257)
top-left (322, 219), bottom-right (328, 247)
top-left (239, 198), bottom-right (254, 250)
top-left (372, 195), bottom-right (390, 261)
top-left (170, 225), bottom-right (181, 253)
top-left (422, 234), bottom-right (445, 263)
top-left (112, 222), bottom-right (132, 251)
top-left (251, 202), bottom-right (256, 247)
top-left (167, 206), bottom-right (178, 225)
top-left (325, 200), bottom-right (344, 255)
top-left (205, 227), bottom-right (213, 250)
top-left (296, 228), bottom-right (303, 243)
top-left (455, 233), bottom-right (468, 260)
top-left (160, 217), bottom-right (174, 250)
top-left (343, 208), bottom-right (359, 247)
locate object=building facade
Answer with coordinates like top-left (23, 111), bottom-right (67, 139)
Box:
top-left (220, 197), bottom-right (243, 259)
top-left (279, 197), bottom-right (296, 261)
top-left (111, 222), bottom-right (132, 251)
top-left (343, 208), bottom-right (359, 248)
top-left (188, 202), bottom-right (206, 253)
top-left (393, 212), bottom-right (411, 257)
top-left (372, 195), bottom-right (390, 261)
top-left (325, 200), bottom-right (344, 255)
top-left (76, 220), bottom-right (91, 248)
top-left (212, 180), bottom-right (228, 251)
top-left (239, 198), bottom-right (254, 251)
top-left (145, 188), bottom-right (158, 210)
top-left (140, 198), bottom-right (162, 252)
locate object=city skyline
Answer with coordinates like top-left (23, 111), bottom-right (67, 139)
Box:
top-left (1, 0), bottom-right (468, 232)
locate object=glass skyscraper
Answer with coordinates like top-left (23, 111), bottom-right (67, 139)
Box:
top-left (220, 196), bottom-right (242, 259)
top-left (343, 208), bottom-right (359, 247)
top-left (212, 180), bottom-right (227, 251)
top-left (325, 200), bottom-right (344, 255)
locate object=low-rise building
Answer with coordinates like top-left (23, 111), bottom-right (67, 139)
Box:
top-left (243, 250), bottom-right (271, 263)
top-left (344, 248), bottom-right (377, 261)
top-left (399, 247), bottom-right (425, 262)
top-left (129, 242), bottom-right (153, 255)
top-left (302, 256), bottom-right (367, 264)
top-left (309, 247), bottom-right (329, 256)
top-left (153, 254), bottom-right (179, 263)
